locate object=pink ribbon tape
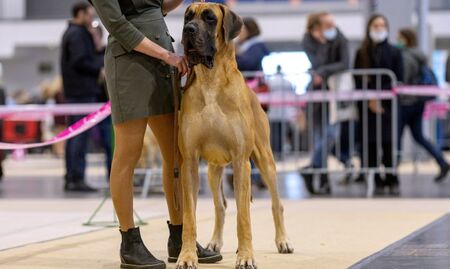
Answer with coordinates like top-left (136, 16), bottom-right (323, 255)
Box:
top-left (0, 85), bottom-right (448, 150)
top-left (0, 102), bottom-right (111, 150)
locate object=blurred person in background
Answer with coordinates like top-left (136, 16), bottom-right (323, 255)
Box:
top-left (0, 84), bottom-right (5, 181)
top-left (89, 22), bottom-right (112, 180)
top-left (11, 89), bottom-right (32, 105)
top-left (300, 12), bottom-right (350, 195)
top-left (40, 77), bottom-right (66, 157)
top-left (234, 17), bottom-right (270, 189)
top-left (447, 53), bottom-right (450, 83)
top-left (354, 14), bottom-right (403, 195)
top-left (235, 17), bottom-right (270, 111)
top-left (267, 65), bottom-right (296, 155)
top-left (60, 2), bottom-right (103, 192)
top-left (397, 28), bottom-right (449, 182)
top-left (236, 17), bottom-right (270, 72)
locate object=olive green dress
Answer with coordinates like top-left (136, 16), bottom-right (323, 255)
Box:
top-left (92, 0), bottom-right (175, 124)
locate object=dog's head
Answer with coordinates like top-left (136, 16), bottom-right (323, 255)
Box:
top-left (182, 3), bottom-right (243, 69)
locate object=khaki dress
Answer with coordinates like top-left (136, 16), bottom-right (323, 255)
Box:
top-left (92, 0), bottom-right (175, 124)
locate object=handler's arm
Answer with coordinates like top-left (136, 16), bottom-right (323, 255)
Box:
top-left (162, 0), bottom-right (184, 15)
top-left (91, 0), bottom-right (188, 74)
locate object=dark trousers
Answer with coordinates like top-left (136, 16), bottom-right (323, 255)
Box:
top-left (97, 116), bottom-right (113, 179)
top-left (398, 103), bottom-right (447, 169)
top-left (367, 142), bottom-right (397, 184)
top-left (64, 97), bottom-right (96, 183)
top-left (270, 121), bottom-right (283, 155)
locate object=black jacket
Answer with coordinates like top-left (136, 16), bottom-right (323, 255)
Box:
top-left (354, 40), bottom-right (404, 143)
top-left (301, 29), bottom-right (349, 127)
top-left (61, 22), bottom-right (103, 99)
top-left (400, 47), bottom-right (427, 105)
top-left (302, 28), bottom-right (349, 80)
top-left (354, 39), bottom-right (404, 89)
top-left (446, 54), bottom-right (450, 82)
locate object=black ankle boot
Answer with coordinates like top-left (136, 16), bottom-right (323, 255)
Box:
top-left (120, 227), bottom-right (166, 269)
top-left (167, 221), bottom-right (223, 264)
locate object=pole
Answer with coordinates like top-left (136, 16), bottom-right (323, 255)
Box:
top-left (417, 0), bottom-right (430, 55)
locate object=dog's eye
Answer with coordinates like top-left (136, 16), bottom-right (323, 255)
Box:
top-left (206, 15), bottom-right (216, 22)
top-left (185, 11), bottom-right (194, 22)
top-left (202, 11), bottom-right (217, 24)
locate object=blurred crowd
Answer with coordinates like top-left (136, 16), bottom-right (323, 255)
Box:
top-left (234, 11), bottom-right (450, 196)
top-left (1, 2), bottom-right (450, 197)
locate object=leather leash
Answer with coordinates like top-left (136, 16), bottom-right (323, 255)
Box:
top-left (171, 67), bottom-right (182, 211)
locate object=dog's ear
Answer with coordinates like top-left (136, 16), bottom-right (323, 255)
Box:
top-left (219, 5), bottom-right (243, 44)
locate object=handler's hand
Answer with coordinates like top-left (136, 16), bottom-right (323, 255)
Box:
top-left (368, 99), bottom-right (384, 114)
top-left (164, 52), bottom-right (189, 76)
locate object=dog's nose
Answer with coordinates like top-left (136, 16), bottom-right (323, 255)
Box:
top-left (184, 23), bottom-right (198, 35)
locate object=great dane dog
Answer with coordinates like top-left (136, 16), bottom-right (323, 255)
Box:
top-left (176, 3), bottom-right (294, 269)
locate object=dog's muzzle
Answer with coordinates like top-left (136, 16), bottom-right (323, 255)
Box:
top-left (183, 22), bottom-right (216, 69)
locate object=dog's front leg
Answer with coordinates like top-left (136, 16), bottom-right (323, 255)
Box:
top-left (176, 157), bottom-right (200, 269)
top-left (233, 159), bottom-right (257, 269)
top-left (206, 164), bottom-right (226, 252)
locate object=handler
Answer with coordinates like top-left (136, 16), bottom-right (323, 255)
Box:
top-left (89, 0), bottom-right (222, 268)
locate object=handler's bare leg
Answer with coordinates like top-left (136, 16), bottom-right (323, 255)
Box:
top-left (110, 118), bottom-right (147, 231)
top-left (148, 113), bottom-right (183, 225)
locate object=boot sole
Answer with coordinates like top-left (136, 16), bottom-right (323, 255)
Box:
top-left (168, 253), bottom-right (223, 264)
top-left (120, 263), bottom-right (166, 269)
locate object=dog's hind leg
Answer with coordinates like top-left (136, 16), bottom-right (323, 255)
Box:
top-left (251, 110), bottom-right (294, 254)
top-left (206, 164), bottom-right (226, 252)
top-left (233, 159), bottom-right (257, 269)
top-left (252, 146), bottom-right (294, 254)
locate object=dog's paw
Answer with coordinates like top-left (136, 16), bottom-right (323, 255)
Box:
top-left (276, 238), bottom-right (294, 254)
top-left (206, 239), bottom-right (223, 252)
top-left (176, 249), bottom-right (198, 269)
top-left (235, 252), bottom-right (257, 269)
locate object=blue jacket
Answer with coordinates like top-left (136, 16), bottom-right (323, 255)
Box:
top-left (236, 42), bottom-right (270, 72)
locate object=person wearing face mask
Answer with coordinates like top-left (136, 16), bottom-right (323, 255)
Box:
top-left (396, 28), bottom-right (449, 182)
top-left (354, 14), bottom-right (404, 195)
top-left (300, 12), bottom-right (350, 195)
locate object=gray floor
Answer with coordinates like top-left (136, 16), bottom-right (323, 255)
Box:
top-left (1, 169), bottom-right (450, 200)
top-left (350, 214), bottom-right (450, 269)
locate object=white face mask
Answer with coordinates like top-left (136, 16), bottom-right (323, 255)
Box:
top-left (323, 27), bottom-right (338, 41)
top-left (370, 30), bottom-right (388, 43)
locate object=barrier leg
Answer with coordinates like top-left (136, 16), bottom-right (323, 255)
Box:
top-left (366, 170), bottom-right (375, 198)
top-left (141, 169), bottom-right (153, 199)
top-left (313, 173), bottom-right (320, 191)
top-left (83, 191), bottom-right (147, 227)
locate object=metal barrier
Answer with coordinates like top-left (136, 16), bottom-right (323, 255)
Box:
top-left (141, 68), bottom-right (400, 198)
top-left (241, 68), bottom-right (398, 197)
top-left (138, 68), bottom-right (450, 198)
